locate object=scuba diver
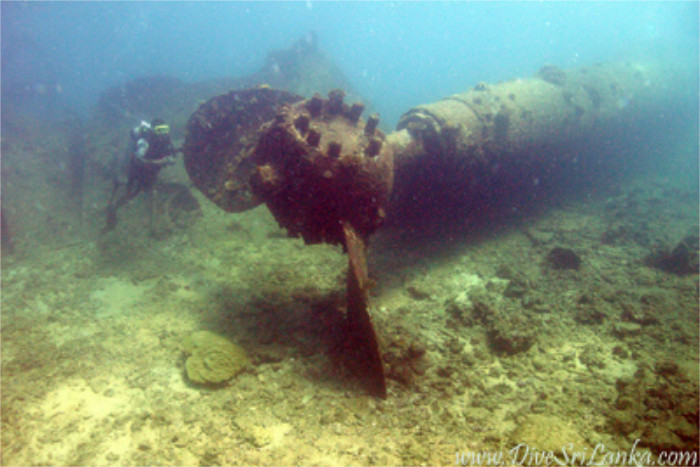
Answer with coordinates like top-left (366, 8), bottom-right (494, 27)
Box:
top-left (102, 118), bottom-right (177, 235)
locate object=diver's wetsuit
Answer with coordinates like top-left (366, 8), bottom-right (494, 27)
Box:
top-left (103, 121), bottom-right (175, 233)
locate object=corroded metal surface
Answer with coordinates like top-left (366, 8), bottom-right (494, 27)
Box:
top-left (397, 60), bottom-right (682, 156)
top-left (250, 90), bottom-right (394, 246)
top-left (390, 59), bottom-right (694, 224)
top-left (246, 90), bottom-right (394, 395)
top-left (246, 91), bottom-right (393, 395)
top-left (343, 221), bottom-right (386, 398)
top-left (184, 88), bottom-right (394, 396)
top-left (183, 88), bottom-right (303, 212)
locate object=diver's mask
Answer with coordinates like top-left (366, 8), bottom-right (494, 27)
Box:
top-left (154, 124), bottom-right (170, 136)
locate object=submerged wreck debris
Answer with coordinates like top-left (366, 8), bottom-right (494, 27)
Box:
top-left (184, 88), bottom-right (303, 213)
top-left (537, 64), bottom-right (567, 86)
top-left (545, 247), bottom-right (582, 270)
top-left (183, 57), bottom-right (693, 397)
top-left (96, 75), bottom-right (189, 126)
top-left (343, 221), bottom-right (387, 397)
top-left (250, 89), bottom-right (394, 246)
top-left (390, 59), bottom-right (694, 226)
top-left (249, 90), bottom-right (394, 397)
top-left (185, 89), bottom-right (393, 397)
top-left (645, 233), bottom-right (699, 276)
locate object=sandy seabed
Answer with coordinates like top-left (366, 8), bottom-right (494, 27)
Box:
top-left (1, 172), bottom-right (698, 466)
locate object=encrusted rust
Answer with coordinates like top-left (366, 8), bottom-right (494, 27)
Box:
top-left (343, 221), bottom-right (387, 398)
top-left (247, 92), bottom-right (393, 396)
top-left (184, 88), bottom-right (394, 396)
top-left (250, 90), bottom-right (394, 247)
top-left (183, 88), bottom-right (303, 212)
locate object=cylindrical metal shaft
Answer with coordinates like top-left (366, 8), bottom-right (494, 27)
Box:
top-left (390, 59), bottom-right (696, 223)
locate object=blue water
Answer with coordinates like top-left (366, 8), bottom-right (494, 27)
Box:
top-left (2, 1), bottom-right (698, 127)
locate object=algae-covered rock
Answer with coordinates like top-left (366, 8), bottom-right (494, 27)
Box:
top-left (182, 331), bottom-right (249, 384)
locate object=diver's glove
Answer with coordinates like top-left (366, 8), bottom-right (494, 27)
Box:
top-left (136, 138), bottom-right (149, 158)
top-left (162, 155), bottom-right (176, 166)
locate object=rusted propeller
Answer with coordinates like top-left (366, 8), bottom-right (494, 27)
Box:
top-left (184, 88), bottom-right (393, 397)
top-left (343, 221), bottom-right (386, 398)
top-left (183, 88), bottom-right (303, 212)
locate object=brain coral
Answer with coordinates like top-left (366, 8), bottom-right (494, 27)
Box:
top-left (182, 330), bottom-right (249, 384)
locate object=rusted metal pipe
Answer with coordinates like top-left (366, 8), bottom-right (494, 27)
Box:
top-left (389, 59), bottom-right (696, 221)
